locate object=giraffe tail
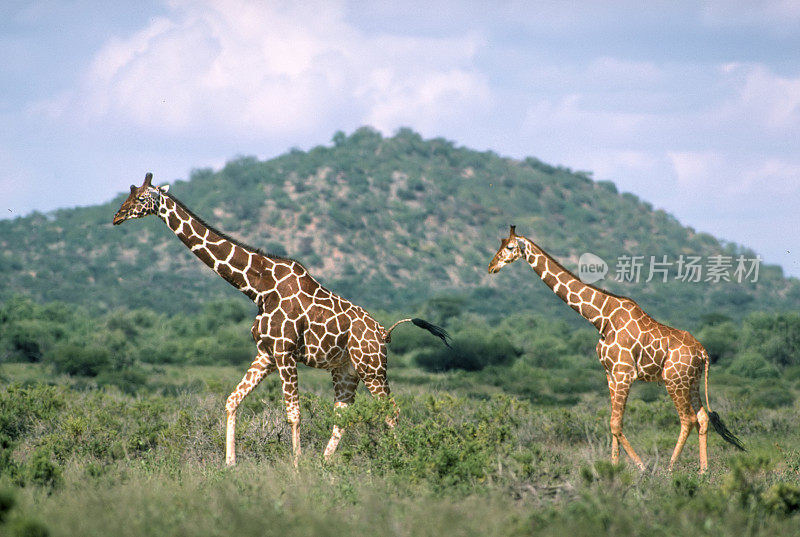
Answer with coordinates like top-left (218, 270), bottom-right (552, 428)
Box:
top-left (703, 350), bottom-right (746, 451)
top-left (384, 318), bottom-right (452, 348)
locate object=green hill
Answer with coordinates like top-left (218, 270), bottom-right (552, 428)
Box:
top-left (1, 127), bottom-right (797, 327)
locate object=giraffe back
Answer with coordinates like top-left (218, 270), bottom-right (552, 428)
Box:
top-left (600, 296), bottom-right (706, 382)
top-left (251, 256), bottom-right (386, 371)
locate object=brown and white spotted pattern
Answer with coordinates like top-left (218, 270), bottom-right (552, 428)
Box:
top-left (489, 226), bottom-right (725, 473)
top-left (113, 173), bottom-right (447, 466)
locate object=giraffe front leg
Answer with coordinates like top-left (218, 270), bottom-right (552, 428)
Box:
top-left (276, 357), bottom-right (301, 467)
top-left (608, 373), bottom-right (645, 471)
top-left (290, 418), bottom-right (301, 467)
top-left (225, 355), bottom-right (276, 466)
top-left (225, 408), bottom-right (236, 466)
top-left (605, 373), bottom-right (621, 465)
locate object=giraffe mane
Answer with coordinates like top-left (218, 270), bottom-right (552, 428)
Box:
top-left (165, 192), bottom-right (304, 267)
top-left (519, 236), bottom-right (630, 300)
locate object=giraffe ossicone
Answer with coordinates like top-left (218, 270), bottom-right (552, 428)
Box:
top-left (113, 172), bottom-right (451, 466)
top-left (488, 225), bottom-right (744, 473)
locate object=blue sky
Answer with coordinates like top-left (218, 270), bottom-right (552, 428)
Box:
top-left (2, 0), bottom-right (798, 276)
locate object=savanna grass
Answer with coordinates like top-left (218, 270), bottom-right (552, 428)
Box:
top-left (1, 366), bottom-right (799, 537)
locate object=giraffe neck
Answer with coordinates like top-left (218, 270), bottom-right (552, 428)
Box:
top-left (156, 192), bottom-right (274, 301)
top-left (516, 236), bottom-right (616, 332)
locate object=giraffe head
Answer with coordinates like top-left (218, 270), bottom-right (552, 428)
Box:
top-left (112, 172), bottom-right (169, 225)
top-left (488, 225), bottom-right (523, 273)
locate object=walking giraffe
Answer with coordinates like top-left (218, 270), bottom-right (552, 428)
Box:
top-left (488, 226), bottom-right (743, 473)
top-left (112, 173), bottom-right (450, 466)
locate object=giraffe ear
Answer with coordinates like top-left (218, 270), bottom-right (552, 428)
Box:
top-left (159, 184), bottom-right (170, 193)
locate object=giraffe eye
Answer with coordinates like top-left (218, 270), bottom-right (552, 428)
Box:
top-left (506, 245), bottom-right (515, 250)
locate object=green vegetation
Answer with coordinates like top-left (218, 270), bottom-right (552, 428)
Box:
top-left (1, 296), bottom-right (800, 536)
top-left (0, 128), bottom-right (797, 326)
top-left (3, 295), bottom-right (798, 408)
top-left (1, 352), bottom-right (800, 536)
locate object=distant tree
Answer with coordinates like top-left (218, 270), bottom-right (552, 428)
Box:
top-left (332, 131), bottom-right (347, 147)
top-left (46, 343), bottom-right (111, 377)
top-left (697, 322), bottom-right (739, 364)
top-left (416, 326), bottom-right (520, 372)
top-left (740, 312), bottom-right (800, 367)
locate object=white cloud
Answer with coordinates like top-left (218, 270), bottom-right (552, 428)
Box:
top-left (739, 158), bottom-right (800, 195)
top-left (523, 94), bottom-right (653, 151)
top-left (45, 0), bottom-right (488, 139)
top-left (667, 151), bottom-right (723, 189)
top-left (586, 150), bottom-right (664, 180)
top-left (586, 57), bottom-right (663, 87)
top-left (362, 68), bottom-right (490, 133)
top-left (737, 66), bottom-right (800, 130)
top-left (665, 151), bottom-right (800, 217)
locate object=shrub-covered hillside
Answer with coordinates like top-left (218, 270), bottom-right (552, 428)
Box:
top-left (0, 127), bottom-right (797, 326)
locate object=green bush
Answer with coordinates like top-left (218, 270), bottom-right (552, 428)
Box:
top-left (207, 328), bottom-right (253, 365)
top-left (754, 386), bottom-right (795, 409)
top-left (0, 434), bottom-right (19, 480)
top-left (418, 296), bottom-right (466, 327)
top-left (23, 449), bottom-right (62, 490)
top-left (0, 385), bottom-right (64, 441)
top-left (741, 312), bottom-right (800, 367)
top-left (727, 351), bottom-right (780, 379)
top-left (0, 487), bottom-right (14, 523)
top-left (4, 321), bottom-right (51, 362)
top-left (334, 393), bottom-right (519, 492)
top-left (6, 518), bottom-right (50, 537)
top-left (522, 334), bottom-right (570, 368)
top-left (45, 344), bottom-right (111, 377)
top-left (96, 367), bottom-right (149, 395)
top-left (698, 321), bottom-right (739, 363)
top-left (762, 482), bottom-right (800, 516)
top-left (416, 327), bottom-right (519, 372)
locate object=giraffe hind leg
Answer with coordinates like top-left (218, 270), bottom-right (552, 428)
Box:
top-left (692, 384), bottom-right (709, 474)
top-left (666, 382), bottom-right (701, 472)
top-left (324, 364), bottom-right (359, 461)
top-left (225, 354), bottom-right (277, 466)
top-left (351, 345), bottom-right (398, 428)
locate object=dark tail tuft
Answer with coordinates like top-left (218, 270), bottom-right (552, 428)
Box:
top-left (411, 318), bottom-right (452, 348)
top-left (708, 411), bottom-right (745, 451)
